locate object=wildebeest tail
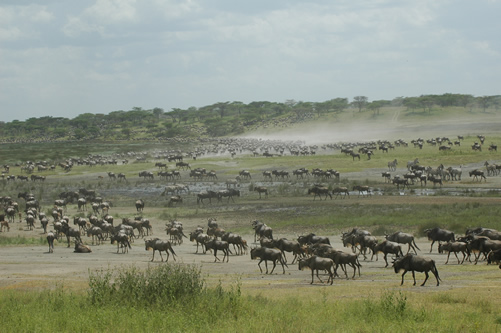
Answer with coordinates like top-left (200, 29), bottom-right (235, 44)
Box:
top-left (432, 261), bottom-right (442, 282)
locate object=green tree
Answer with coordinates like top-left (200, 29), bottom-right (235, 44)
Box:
top-left (352, 96), bottom-right (368, 112)
top-left (476, 96), bottom-right (492, 112)
top-left (152, 107), bottom-right (164, 119)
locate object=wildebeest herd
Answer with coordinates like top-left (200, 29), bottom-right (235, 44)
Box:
top-left (1, 134), bottom-right (501, 287)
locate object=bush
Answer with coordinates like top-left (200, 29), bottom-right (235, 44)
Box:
top-left (88, 264), bottom-right (205, 306)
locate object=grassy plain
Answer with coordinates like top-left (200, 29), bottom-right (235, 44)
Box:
top-left (1, 107), bottom-right (501, 332)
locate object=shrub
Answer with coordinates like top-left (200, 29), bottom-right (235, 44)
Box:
top-left (88, 264), bottom-right (205, 306)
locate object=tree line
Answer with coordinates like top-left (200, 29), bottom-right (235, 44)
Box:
top-left (0, 94), bottom-right (499, 141)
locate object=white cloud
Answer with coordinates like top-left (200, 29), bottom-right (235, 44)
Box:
top-left (1, 1), bottom-right (501, 122)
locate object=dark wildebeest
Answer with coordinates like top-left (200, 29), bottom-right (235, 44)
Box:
top-left (135, 199), bottom-right (145, 212)
top-left (332, 187), bottom-right (349, 199)
top-left (74, 242), bottom-right (92, 253)
top-left (297, 233), bottom-right (330, 246)
top-left (353, 185), bottom-right (371, 197)
top-left (322, 249), bottom-right (362, 279)
top-left (393, 254), bottom-right (441, 286)
top-left (47, 231), bottom-right (55, 253)
top-left (438, 242), bottom-right (469, 264)
top-left (197, 190), bottom-right (218, 205)
top-left (486, 249), bottom-right (501, 267)
top-left (341, 228), bottom-right (371, 254)
top-left (204, 239), bottom-right (230, 262)
top-left (371, 240), bottom-right (403, 267)
top-left (308, 186), bottom-right (332, 200)
top-left (62, 224), bottom-right (82, 248)
top-left (423, 227), bottom-right (455, 253)
top-left (190, 230), bottom-right (210, 254)
top-left (275, 238), bottom-right (304, 264)
top-left (469, 169), bottom-right (487, 182)
top-left (145, 238), bottom-right (176, 262)
top-left (385, 231), bottom-right (420, 254)
top-left (111, 231), bottom-right (132, 253)
top-left (298, 255), bottom-right (334, 285)
top-left (252, 220), bottom-right (273, 242)
top-left (254, 186), bottom-right (268, 199)
top-left (250, 246), bottom-right (288, 274)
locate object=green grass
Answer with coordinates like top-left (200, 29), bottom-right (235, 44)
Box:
top-left (0, 235), bottom-right (47, 246)
top-left (0, 264), bottom-right (500, 332)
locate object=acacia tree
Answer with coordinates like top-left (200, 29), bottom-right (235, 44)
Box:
top-left (352, 96), bottom-right (368, 112)
top-left (477, 96), bottom-right (492, 112)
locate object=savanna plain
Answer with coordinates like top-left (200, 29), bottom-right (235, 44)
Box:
top-left (1, 109), bottom-right (501, 332)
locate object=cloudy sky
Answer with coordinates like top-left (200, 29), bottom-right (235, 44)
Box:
top-left (1, 0), bottom-right (500, 122)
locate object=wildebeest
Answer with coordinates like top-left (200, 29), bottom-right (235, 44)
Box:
top-left (423, 227), bottom-right (455, 253)
top-left (62, 224), bottom-right (82, 248)
top-left (332, 187), bottom-right (349, 199)
top-left (135, 199), bottom-right (145, 212)
top-left (385, 231), bottom-right (420, 254)
top-left (74, 241), bottom-right (92, 253)
top-left (0, 220), bottom-right (10, 232)
top-left (274, 238), bottom-right (304, 264)
top-left (308, 185), bottom-right (332, 200)
top-left (438, 241), bottom-right (469, 264)
top-left (250, 246), bottom-right (288, 274)
top-left (469, 169), bottom-right (486, 182)
top-left (298, 255), bottom-right (334, 285)
top-left (388, 159), bottom-right (398, 171)
top-left (254, 186), bottom-right (268, 199)
top-left (47, 231), bottom-right (55, 253)
top-left (371, 240), bottom-right (403, 267)
top-left (393, 254), bottom-right (441, 286)
top-left (321, 249), bottom-right (362, 279)
top-left (145, 238), bottom-right (176, 262)
top-left (487, 249), bottom-right (501, 266)
top-left (342, 228), bottom-right (369, 253)
top-left (204, 239), bottom-right (230, 262)
top-left (217, 189), bottom-right (240, 203)
top-left (221, 232), bottom-right (247, 255)
top-left (87, 226), bottom-right (104, 245)
top-left (111, 231), bottom-right (132, 253)
top-left (353, 185), bottom-right (371, 197)
top-left (252, 220), bottom-right (273, 241)
top-left (197, 190), bottom-right (218, 205)
top-left (298, 233), bottom-right (330, 246)
top-left (190, 230), bottom-right (210, 254)
top-left (239, 170), bottom-right (252, 180)
top-left (167, 195), bottom-right (183, 207)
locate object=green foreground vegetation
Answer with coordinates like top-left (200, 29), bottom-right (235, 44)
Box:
top-left (1, 264), bottom-right (499, 332)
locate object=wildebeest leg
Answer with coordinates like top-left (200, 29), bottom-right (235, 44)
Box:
top-left (430, 240), bottom-right (435, 253)
top-left (257, 259), bottom-right (264, 273)
top-left (445, 251), bottom-right (451, 264)
top-left (384, 253), bottom-right (389, 267)
top-left (213, 249), bottom-right (220, 262)
top-left (400, 270), bottom-right (407, 285)
top-left (454, 251), bottom-right (461, 265)
top-left (420, 271), bottom-right (429, 286)
top-left (269, 260), bottom-right (277, 274)
top-left (412, 270), bottom-right (417, 286)
top-left (315, 269), bottom-right (323, 283)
